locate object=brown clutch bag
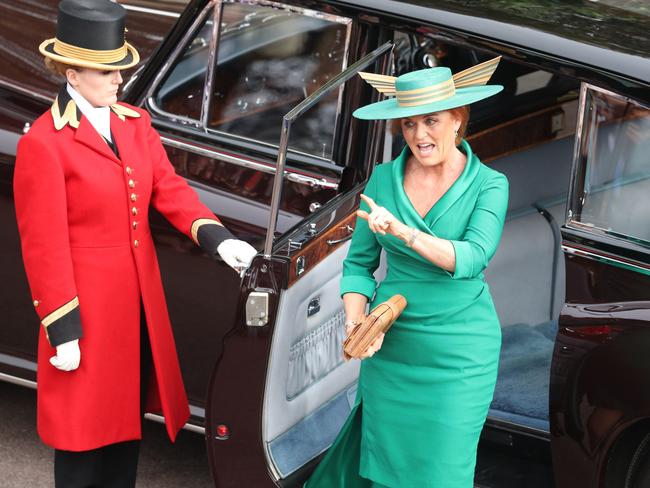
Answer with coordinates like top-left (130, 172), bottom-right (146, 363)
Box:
top-left (343, 294), bottom-right (407, 360)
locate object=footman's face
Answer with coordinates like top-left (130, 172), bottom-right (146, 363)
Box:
top-left (67, 68), bottom-right (123, 107)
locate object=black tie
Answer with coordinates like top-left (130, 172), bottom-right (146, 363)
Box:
top-left (103, 134), bottom-right (119, 158)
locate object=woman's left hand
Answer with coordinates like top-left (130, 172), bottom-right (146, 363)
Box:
top-left (357, 194), bottom-right (402, 236)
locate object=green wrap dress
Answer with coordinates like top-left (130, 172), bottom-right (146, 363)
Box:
top-left (306, 140), bottom-right (509, 488)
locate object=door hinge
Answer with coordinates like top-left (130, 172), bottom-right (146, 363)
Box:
top-left (245, 291), bottom-right (269, 327)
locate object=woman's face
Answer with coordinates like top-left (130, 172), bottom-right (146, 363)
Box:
top-left (67, 68), bottom-right (123, 107)
top-left (400, 110), bottom-right (460, 167)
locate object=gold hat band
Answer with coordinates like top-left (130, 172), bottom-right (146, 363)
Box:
top-left (53, 38), bottom-right (127, 64)
top-left (397, 89), bottom-right (457, 107)
top-left (396, 78), bottom-right (456, 107)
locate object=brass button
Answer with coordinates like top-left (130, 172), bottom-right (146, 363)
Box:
top-left (128, 179), bottom-right (135, 188)
top-left (132, 221), bottom-right (138, 230)
top-left (126, 166), bottom-right (133, 175)
top-left (134, 239), bottom-right (139, 248)
top-left (131, 207), bottom-right (138, 216)
top-left (130, 193), bottom-right (137, 202)
top-left (33, 300), bottom-right (40, 308)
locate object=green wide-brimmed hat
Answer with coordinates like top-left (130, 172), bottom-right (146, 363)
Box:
top-left (353, 57), bottom-right (503, 120)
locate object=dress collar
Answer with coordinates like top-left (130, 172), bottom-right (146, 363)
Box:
top-left (392, 139), bottom-right (480, 229)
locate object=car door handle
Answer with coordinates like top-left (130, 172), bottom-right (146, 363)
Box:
top-left (308, 297), bottom-right (321, 317)
top-left (326, 225), bottom-right (354, 246)
top-left (285, 173), bottom-right (338, 190)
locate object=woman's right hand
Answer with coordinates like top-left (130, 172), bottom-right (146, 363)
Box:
top-left (50, 339), bottom-right (81, 371)
top-left (344, 314), bottom-right (384, 360)
top-left (359, 333), bottom-right (384, 359)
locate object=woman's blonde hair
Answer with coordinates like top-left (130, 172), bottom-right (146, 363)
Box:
top-left (391, 105), bottom-right (470, 146)
top-left (44, 58), bottom-right (80, 78)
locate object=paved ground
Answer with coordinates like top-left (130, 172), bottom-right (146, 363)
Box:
top-left (0, 381), bottom-right (213, 487)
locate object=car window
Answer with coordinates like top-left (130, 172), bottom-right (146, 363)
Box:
top-left (152, 9), bottom-right (213, 121)
top-left (569, 86), bottom-right (650, 245)
top-left (206, 2), bottom-right (351, 161)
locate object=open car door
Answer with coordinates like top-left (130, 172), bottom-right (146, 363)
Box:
top-left (550, 83), bottom-right (650, 488)
top-left (204, 41), bottom-right (393, 487)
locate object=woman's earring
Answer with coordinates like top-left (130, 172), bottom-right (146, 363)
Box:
top-left (454, 129), bottom-right (459, 136)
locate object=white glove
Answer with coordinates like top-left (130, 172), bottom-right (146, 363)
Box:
top-left (50, 339), bottom-right (81, 371)
top-left (217, 239), bottom-right (257, 273)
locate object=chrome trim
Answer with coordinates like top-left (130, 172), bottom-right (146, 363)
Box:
top-left (0, 353), bottom-right (37, 372)
top-left (485, 416), bottom-right (551, 442)
top-left (146, 98), bottom-right (203, 128)
top-left (203, 126), bottom-right (336, 164)
top-left (121, 4), bottom-right (181, 18)
top-left (160, 135), bottom-right (338, 189)
top-left (263, 41), bottom-right (394, 257)
top-left (566, 81), bottom-right (591, 228)
top-left (326, 225), bottom-right (354, 246)
top-left (0, 372), bottom-right (206, 434)
top-left (264, 442), bottom-right (282, 482)
top-left (190, 405), bottom-right (206, 418)
top-left (562, 243), bottom-right (650, 275)
top-left (153, 0), bottom-right (351, 159)
top-left (0, 78), bottom-right (53, 104)
top-left (201, 2), bottom-right (223, 127)
top-left (141, 1), bottom-right (216, 107)
top-left (232, 0), bottom-right (352, 25)
top-left (161, 135), bottom-right (269, 171)
top-left (285, 172), bottom-right (337, 189)
top-left (583, 82), bottom-right (647, 105)
top-left (121, 64), bottom-right (145, 97)
top-left (144, 413), bottom-right (205, 435)
top-left (265, 117), bottom-right (292, 257)
top-left (336, 18), bottom-right (353, 139)
top-left (0, 372), bottom-right (37, 389)
top-left (567, 83), bottom-right (650, 248)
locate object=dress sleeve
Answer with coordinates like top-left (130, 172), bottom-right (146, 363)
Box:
top-left (13, 135), bottom-right (82, 347)
top-left (144, 111), bottom-right (235, 255)
top-left (448, 172), bottom-right (509, 280)
top-left (340, 169), bottom-right (382, 299)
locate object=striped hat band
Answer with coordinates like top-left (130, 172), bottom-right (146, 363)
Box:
top-left (53, 38), bottom-right (128, 64)
top-left (395, 78), bottom-right (456, 107)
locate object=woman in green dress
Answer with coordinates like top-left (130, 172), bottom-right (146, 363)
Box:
top-left (306, 57), bottom-right (509, 488)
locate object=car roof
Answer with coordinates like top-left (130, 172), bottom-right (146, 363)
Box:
top-left (329, 0), bottom-right (650, 85)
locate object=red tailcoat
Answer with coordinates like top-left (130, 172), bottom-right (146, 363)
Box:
top-left (14, 88), bottom-right (230, 451)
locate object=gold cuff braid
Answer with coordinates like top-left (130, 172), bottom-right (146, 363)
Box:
top-left (42, 296), bottom-right (79, 328)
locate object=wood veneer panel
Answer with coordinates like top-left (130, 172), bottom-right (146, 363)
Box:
top-left (288, 211), bottom-right (357, 286)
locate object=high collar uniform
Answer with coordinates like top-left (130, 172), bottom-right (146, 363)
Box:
top-left (65, 83), bottom-right (112, 142)
top-left (13, 86), bottom-right (232, 451)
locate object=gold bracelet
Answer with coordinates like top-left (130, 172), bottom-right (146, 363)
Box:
top-left (405, 227), bottom-right (420, 248)
top-left (345, 319), bottom-right (360, 328)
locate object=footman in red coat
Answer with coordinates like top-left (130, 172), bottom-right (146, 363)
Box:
top-left (13, 1), bottom-right (257, 486)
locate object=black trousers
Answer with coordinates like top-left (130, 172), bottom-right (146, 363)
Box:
top-left (54, 307), bottom-right (152, 488)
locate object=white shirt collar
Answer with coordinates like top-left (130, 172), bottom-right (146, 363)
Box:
top-left (66, 83), bottom-right (112, 142)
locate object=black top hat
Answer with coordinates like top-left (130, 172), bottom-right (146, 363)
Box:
top-left (40, 0), bottom-right (139, 70)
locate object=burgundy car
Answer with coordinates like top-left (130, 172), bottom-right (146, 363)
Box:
top-left (1, 0), bottom-right (650, 487)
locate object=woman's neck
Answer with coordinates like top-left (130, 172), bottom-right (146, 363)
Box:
top-left (408, 146), bottom-right (466, 182)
